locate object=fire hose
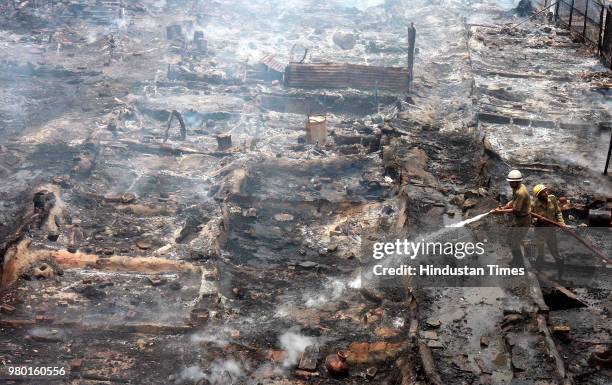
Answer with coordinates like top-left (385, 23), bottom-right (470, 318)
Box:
top-left (530, 212), bottom-right (611, 265)
top-left (487, 209), bottom-right (610, 264)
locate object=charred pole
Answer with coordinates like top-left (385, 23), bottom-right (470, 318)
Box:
top-left (605, 129), bottom-right (612, 175)
top-left (407, 22), bottom-right (416, 91)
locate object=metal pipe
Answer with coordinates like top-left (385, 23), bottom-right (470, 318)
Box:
top-left (530, 212), bottom-right (611, 265)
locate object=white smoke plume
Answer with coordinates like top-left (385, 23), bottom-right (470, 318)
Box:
top-left (279, 330), bottom-right (316, 367)
top-left (176, 365), bottom-right (206, 383)
top-left (176, 360), bottom-right (243, 385)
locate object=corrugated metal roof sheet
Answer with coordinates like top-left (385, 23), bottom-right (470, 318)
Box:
top-left (285, 63), bottom-right (410, 90)
top-left (260, 54), bottom-right (287, 73)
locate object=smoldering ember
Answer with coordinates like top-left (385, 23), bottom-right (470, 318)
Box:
top-left (0, 0), bottom-right (611, 384)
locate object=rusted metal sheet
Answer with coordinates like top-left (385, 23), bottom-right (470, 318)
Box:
top-left (260, 54), bottom-right (287, 73)
top-left (285, 63), bottom-right (410, 90)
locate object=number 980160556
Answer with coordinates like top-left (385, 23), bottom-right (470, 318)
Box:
top-left (2, 365), bottom-right (68, 379)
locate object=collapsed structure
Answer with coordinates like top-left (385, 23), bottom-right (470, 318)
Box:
top-left (0, 1), bottom-right (610, 385)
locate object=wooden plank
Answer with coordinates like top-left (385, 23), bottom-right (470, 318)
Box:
top-left (537, 314), bottom-right (569, 384)
top-left (418, 341), bottom-right (444, 385)
top-left (522, 255), bottom-right (550, 315)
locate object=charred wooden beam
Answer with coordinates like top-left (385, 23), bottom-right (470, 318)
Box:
top-left (418, 341), bottom-right (444, 385)
top-left (604, 130), bottom-right (611, 175)
top-left (537, 314), bottom-right (572, 385)
top-left (522, 252), bottom-right (550, 316)
top-left (1, 186), bottom-right (62, 290)
top-left (407, 23), bottom-right (416, 90)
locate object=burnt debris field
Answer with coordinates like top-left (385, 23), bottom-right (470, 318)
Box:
top-left (0, 1), bottom-right (611, 385)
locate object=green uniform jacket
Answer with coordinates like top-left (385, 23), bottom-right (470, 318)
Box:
top-left (512, 184), bottom-right (531, 227)
top-left (532, 194), bottom-right (564, 225)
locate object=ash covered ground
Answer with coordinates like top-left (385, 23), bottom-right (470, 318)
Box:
top-left (0, 1), bottom-right (611, 385)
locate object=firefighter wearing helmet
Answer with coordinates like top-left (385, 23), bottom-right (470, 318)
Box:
top-left (531, 184), bottom-right (565, 280)
top-left (493, 170), bottom-right (531, 268)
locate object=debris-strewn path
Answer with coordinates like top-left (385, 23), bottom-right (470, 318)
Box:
top-left (406, 1), bottom-right (611, 385)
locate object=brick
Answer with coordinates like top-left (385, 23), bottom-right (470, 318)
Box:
top-left (480, 335), bottom-right (490, 347)
top-left (420, 331), bottom-right (439, 340)
top-left (553, 325), bottom-right (571, 334)
top-left (70, 358), bottom-right (83, 370)
top-left (35, 315), bottom-right (55, 324)
top-left (267, 349), bottom-right (287, 363)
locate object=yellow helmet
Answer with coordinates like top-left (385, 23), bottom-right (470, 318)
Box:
top-left (533, 184), bottom-right (547, 197)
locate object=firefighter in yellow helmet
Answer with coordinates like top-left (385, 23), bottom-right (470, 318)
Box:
top-left (493, 170), bottom-right (531, 268)
top-left (531, 184), bottom-right (565, 279)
